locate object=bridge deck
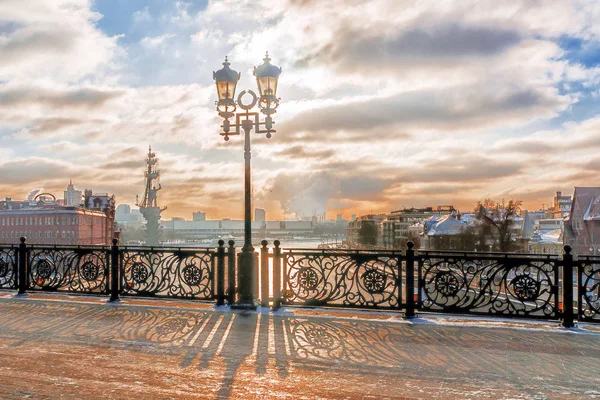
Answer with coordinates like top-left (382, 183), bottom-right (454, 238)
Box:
top-left (0, 292), bottom-right (599, 399)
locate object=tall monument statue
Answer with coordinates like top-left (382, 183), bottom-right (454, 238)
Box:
top-left (136, 146), bottom-right (166, 246)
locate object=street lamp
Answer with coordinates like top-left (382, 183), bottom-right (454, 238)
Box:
top-left (213, 53), bottom-right (282, 309)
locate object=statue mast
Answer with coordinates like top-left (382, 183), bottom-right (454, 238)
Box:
top-left (136, 146), bottom-right (166, 246)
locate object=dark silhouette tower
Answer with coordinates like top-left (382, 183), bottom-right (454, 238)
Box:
top-left (136, 146), bottom-right (166, 246)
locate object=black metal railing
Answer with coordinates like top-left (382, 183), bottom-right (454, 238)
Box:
top-left (120, 247), bottom-right (215, 299)
top-left (2, 237), bottom-right (598, 327)
top-left (577, 255), bottom-right (600, 322)
top-left (276, 243), bottom-right (403, 310)
top-left (28, 245), bottom-right (110, 294)
top-left (416, 250), bottom-right (560, 319)
top-left (6, 237), bottom-right (228, 302)
top-left (0, 245), bottom-right (17, 290)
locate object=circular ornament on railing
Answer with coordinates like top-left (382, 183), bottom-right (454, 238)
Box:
top-left (182, 265), bottom-right (202, 286)
top-left (361, 269), bottom-right (386, 293)
top-left (131, 262), bottom-right (150, 284)
top-left (35, 260), bottom-right (52, 280)
top-left (298, 267), bottom-right (319, 291)
top-left (510, 275), bottom-right (540, 301)
top-left (0, 261), bottom-right (8, 278)
top-left (433, 271), bottom-right (461, 297)
top-left (80, 261), bottom-right (100, 282)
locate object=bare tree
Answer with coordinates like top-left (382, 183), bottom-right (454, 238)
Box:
top-left (475, 199), bottom-right (522, 252)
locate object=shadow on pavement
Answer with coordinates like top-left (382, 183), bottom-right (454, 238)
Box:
top-left (1, 296), bottom-right (600, 398)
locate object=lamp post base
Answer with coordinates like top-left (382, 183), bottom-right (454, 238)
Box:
top-left (230, 299), bottom-right (260, 310)
top-left (232, 249), bottom-right (258, 310)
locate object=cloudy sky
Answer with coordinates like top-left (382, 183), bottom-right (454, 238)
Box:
top-left (1, 0), bottom-right (599, 220)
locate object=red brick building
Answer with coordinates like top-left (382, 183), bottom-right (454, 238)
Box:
top-left (0, 206), bottom-right (110, 245)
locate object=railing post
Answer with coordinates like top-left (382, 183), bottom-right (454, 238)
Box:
top-left (405, 241), bottom-right (415, 318)
top-left (260, 240), bottom-right (269, 307)
top-left (227, 240), bottom-right (236, 305)
top-left (397, 251), bottom-right (403, 311)
top-left (216, 240), bottom-right (225, 306)
top-left (273, 240), bottom-right (281, 310)
top-left (17, 236), bottom-right (27, 296)
top-left (109, 238), bottom-right (120, 302)
top-left (577, 252), bottom-right (583, 322)
top-left (562, 245), bottom-right (574, 328)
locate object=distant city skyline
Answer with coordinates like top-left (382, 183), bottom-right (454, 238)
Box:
top-left (1, 1), bottom-right (600, 220)
top-left (0, 180), bottom-right (584, 222)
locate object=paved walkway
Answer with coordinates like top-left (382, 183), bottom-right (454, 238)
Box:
top-left (0, 293), bottom-right (599, 399)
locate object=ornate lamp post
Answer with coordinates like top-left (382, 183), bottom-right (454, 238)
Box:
top-left (213, 53), bottom-right (282, 309)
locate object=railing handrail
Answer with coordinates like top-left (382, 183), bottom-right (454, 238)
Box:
top-left (416, 254), bottom-right (561, 263)
top-left (575, 255), bottom-right (600, 261)
top-left (26, 245), bottom-right (111, 251)
top-left (416, 249), bottom-right (560, 258)
top-left (120, 246), bottom-right (218, 252)
top-left (0, 242), bottom-right (582, 260)
top-left (280, 248), bottom-right (403, 255)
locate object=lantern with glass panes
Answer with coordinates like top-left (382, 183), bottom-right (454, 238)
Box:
top-left (213, 53), bottom-right (281, 140)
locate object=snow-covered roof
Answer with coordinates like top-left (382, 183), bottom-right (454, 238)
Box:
top-left (460, 213), bottom-right (476, 223)
top-left (427, 215), bottom-right (467, 236)
top-left (426, 214), bottom-right (443, 223)
top-left (584, 195), bottom-right (600, 221)
top-left (530, 228), bottom-right (562, 244)
top-left (522, 211), bottom-right (547, 238)
top-left (424, 214), bottom-right (443, 232)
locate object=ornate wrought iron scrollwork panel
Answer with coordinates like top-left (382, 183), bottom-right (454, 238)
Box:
top-left (283, 251), bottom-right (401, 308)
top-left (0, 247), bottom-right (17, 289)
top-left (122, 250), bottom-right (215, 299)
top-left (579, 261), bottom-right (600, 322)
top-left (28, 248), bottom-right (108, 293)
top-left (419, 256), bottom-right (558, 318)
